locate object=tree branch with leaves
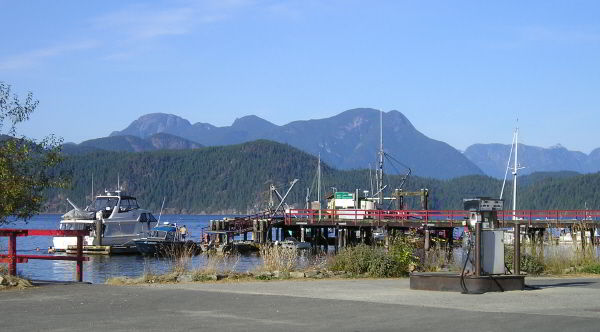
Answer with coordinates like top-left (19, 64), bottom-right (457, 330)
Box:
top-left (0, 82), bottom-right (66, 224)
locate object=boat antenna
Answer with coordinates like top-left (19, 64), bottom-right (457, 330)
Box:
top-left (369, 163), bottom-right (373, 197)
top-left (117, 173), bottom-right (120, 191)
top-left (158, 197), bottom-right (166, 223)
top-left (91, 173), bottom-right (94, 205)
top-left (305, 188), bottom-right (310, 209)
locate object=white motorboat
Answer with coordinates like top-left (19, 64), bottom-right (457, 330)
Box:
top-left (52, 190), bottom-right (158, 251)
top-left (275, 237), bottom-right (312, 250)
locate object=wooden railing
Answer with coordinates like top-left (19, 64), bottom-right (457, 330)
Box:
top-left (284, 209), bottom-right (600, 226)
top-left (0, 229), bottom-right (90, 282)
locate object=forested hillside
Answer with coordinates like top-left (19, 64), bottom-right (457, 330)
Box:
top-left (45, 140), bottom-right (599, 214)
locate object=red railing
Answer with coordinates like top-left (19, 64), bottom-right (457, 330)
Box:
top-left (284, 209), bottom-right (600, 225)
top-left (285, 209), bottom-right (467, 224)
top-left (0, 229), bottom-right (90, 282)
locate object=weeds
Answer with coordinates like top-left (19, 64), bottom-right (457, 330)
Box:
top-left (161, 244), bottom-right (197, 274)
top-left (191, 253), bottom-right (241, 280)
top-left (258, 245), bottom-right (298, 272)
top-left (505, 241), bottom-right (600, 275)
top-left (543, 244), bottom-right (600, 275)
top-left (419, 243), bottom-right (456, 272)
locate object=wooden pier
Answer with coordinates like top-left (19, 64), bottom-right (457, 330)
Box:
top-left (203, 209), bottom-right (600, 250)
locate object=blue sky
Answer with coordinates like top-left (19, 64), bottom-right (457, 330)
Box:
top-left (1, 0), bottom-right (599, 153)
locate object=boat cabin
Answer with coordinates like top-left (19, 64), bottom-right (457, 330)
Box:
top-left (94, 191), bottom-right (140, 218)
top-left (145, 224), bottom-right (182, 242)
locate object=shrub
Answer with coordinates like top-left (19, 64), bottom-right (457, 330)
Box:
top-left (191, 273), bottom-right (214, 282)
top-left (329, 244), bottom-right (378, 275)
top-left (581, 263), bottom-right (600, 274)
top-left (505, 246), bottom-right (545, 275)
top-left (329, 239), bottom-right (418, 277)
top-left (521, 254), bottom-right (545, 275)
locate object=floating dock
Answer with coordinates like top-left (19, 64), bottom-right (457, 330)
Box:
top-left (65, 245), bottom-right (137, 255)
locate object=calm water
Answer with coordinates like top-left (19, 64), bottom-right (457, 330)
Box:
top-left (0, 214), bottom-right (262, 283)
top-left (4, 215), bottom-right (598, 283)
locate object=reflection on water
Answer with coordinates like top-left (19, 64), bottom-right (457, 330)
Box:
top-left (1, 214), bottom-right (262, 283)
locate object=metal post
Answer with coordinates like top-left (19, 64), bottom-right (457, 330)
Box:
top-left (384, 227), bottom-right (390, 249)
top-left (424, 229), bottom-right (430, 251)
top-left (581, 229), bottom-right (586, 249)
top-left (76, 235), bottom-right (83, 282)
top-left (94, 218), bottom-right (103, 246)
top-left (334, 227), bottom-right (339, 253)
top-left (475, 222), bottom-right (481, 277)
top-left (514, 224), bottom-right (521, 275)
top-left (8, 234), bottom-right (17, 276)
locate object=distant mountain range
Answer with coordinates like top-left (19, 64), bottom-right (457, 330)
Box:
top-left (108, 109), bottom-right (483, 179)
top-left (63, 133), bottom-right (202, 154)
top-left (57, 108), bottom-right (600, 180)
top-left (464, 143), bottom-right (600, 178)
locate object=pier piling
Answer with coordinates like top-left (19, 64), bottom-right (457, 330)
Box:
top-left (514, 223), bottom-right (521, 275)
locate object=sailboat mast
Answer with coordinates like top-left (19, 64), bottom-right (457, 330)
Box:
top-left (378, 111), bottom-right (384, 206)
top-left (317, 154), bottom-right (321, 204)
top-left (317, 154), bottom-right (322, 220)
top-left (512, 127), bottom-right (519, 219)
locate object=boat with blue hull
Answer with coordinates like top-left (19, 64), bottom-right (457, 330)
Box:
top-left (134, 223), bottom-right (200, 256)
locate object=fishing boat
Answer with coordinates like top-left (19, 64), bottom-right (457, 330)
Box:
top-left (51, 190), bottom-right (158, 252)
top-left (134, 223), bottom-right (199, 256)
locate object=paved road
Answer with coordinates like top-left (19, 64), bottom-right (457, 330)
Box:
top-left (1, 277), bottom-right (600, 331)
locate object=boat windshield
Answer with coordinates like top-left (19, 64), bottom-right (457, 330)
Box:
top-left (93, 197), bottom-right (119, 211)
top-left (119, 198), bottom-right (140, 212)
top-left (59, 223), bottom-right (91, 231)
top-left (149, 230), bottom-right (168, 239)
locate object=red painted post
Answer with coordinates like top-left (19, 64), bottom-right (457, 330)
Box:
top-left (76, 235), bottom-right (83, 282)
top-left (8, 234), bottom-right (17, 276)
